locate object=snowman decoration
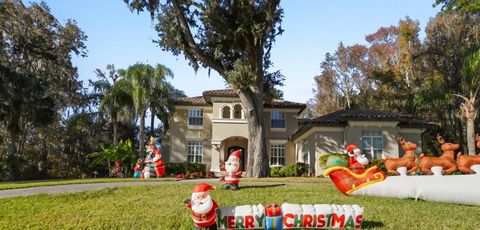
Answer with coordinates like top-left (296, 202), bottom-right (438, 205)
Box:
top-left (186, 183), bottom-right (218, 229)
top-left (221, 150), bottom-right (243, 190)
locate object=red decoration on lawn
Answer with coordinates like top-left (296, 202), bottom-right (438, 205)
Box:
top-left (140, 136), bottom-right (165, 178)
top-left (221, 150), bottom-right (242, 190)
top-left (457, 134), bottom-right (480, 174)
top-left (324, 144), bottom-right (386, 195)
top-left (186, 183), bottom-right (218, 228)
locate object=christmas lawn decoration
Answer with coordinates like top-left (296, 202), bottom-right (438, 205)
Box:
top-left (140, 136), bottom-right (165, 178)
top-left (324, 144), bottom-right (386, 195)
top-left (382, 136), bottom-right (419, 175)
top-left (186, 183), bottom-right (218, 229)
top-left (215, 203), bottom-right (364, 229)
top-left (324, 136), bottom-right (480, 206)
top-left (133, 161), bottom-right (142, 178)
top-left (456, 134), bottom-right (480, 174)
top-left (221, 150), bottom-right (243, 190)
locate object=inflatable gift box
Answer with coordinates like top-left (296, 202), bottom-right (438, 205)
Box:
top-left (281, 204), bottom-right (364, 229)
top-left (265, 204), bottom-right (283, 230)
top-left (217, 204), bottom-right (265, 229)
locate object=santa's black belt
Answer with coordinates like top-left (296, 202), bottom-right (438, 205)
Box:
top-left (192, 208), bottom-right (215, 219)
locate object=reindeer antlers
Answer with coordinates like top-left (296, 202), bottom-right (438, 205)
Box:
top-left (396, 135), bottom-right (406, 144)
top-left (436, 133), bottom-right (446, 144)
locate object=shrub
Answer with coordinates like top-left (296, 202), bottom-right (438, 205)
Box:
top-left (270, 163), bottom-right (310, 177)
top-left (369, 159), bottom-right (386, 172)
top-left (165, 162), bottom-right (206, 176)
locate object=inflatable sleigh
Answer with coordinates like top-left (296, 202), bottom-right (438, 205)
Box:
top-left (325, 136), bottom-right (480, 206)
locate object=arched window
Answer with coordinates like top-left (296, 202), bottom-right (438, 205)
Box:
top-left (222, 106), bottom-right (231, 119)
top-left (233, 104), bottom-right (242, 119)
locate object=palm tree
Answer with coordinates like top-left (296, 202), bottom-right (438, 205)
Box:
top-left (101, 79), bottom-right (134, 145)
top-left (454, 48), bottom-right (480, 155)
top-left (150, 81), bottom-right (186, 137)
top-left (120, 63), bottom-right (173, 159)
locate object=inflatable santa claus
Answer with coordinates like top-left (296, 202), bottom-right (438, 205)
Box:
top-left (222, 150), bottom-right (243, 190)
top-left (186, 183), bottom-right (218, 229)
top-left (345, 144), bottom-right (369, 174)
top-left (147, 137), bottom-right (165, 178)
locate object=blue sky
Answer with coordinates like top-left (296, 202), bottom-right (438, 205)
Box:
top-left (34, 0), bottom-right (440, 103)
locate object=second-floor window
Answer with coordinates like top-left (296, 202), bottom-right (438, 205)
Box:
top-left (271, 111), bottom-right (286, 128)
top-left (222, 106), bottom-right (231, 119)
top-left (188, 108), bottom-right (203, 126)
top-left (233, 104), bottom-right (242, 119)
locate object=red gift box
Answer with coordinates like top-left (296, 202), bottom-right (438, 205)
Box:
top-left (265, 204), bottom-right (282, 217)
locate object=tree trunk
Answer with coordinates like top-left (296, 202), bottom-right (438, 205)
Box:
top-left (113, 116), bottom-right (118, 146)
top-left (466, 117), bottom-right (476, 155)
top-left (150, 107), bottom-right (156, 137)
top-left (6, 132), bottom-right (16, 181)
top-left (139, 110), bottom-right (146, 159)
top-left (238, 90), bottom-right (269, 178)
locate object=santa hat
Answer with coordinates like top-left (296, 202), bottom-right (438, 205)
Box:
top-left (192, 183), bottom-right (215, 193)
top-left (229, 150), bottom-right (241, 159)
top-left (345, 144), bottom-right (361, 154)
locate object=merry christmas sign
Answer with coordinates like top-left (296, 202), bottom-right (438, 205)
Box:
top-left (216, 203), bottom-right (364, 229)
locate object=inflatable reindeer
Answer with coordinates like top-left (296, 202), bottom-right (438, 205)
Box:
top-left (419, 134), bottom-right (458, 175)
top-left (456, 134), bottom-right (480, 174)
top-left (383, 136), bottom-right (419, 175)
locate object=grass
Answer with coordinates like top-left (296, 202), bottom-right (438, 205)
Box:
top-left (0, 178), bottom-right (479, 229)
top-left (0, 177), bottom-right (175, 190)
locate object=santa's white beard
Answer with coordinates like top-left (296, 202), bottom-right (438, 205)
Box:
top-left (191, 196), bottom-right (213, 214)
top-left (356, 155), bottom-right (369, 165)
top-left (225, 162), bottom-right (239, 173)
top-left (152, 155), bottom-right (161, 162)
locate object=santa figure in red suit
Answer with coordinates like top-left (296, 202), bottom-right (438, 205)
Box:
top-left (345, 144), bottom-right (369, 174)
top-left (147, 137), bottom-right (165, 178)
top-left (221, 150), bottom-right (242, 190)
top-left (186, 183), bottom-right (218, 229)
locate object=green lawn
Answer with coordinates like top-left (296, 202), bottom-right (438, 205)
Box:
top-left (0, 177), bottom-right (175, 190)
top-left (0, 178), bottom-right (479, 229)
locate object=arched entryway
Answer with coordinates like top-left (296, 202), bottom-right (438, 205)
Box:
top-left (221, 136), bottom-right (248, 171)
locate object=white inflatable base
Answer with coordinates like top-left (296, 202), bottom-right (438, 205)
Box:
top-left (351, 174), bottom-right (480, 206)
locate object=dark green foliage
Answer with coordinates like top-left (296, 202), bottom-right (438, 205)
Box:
top-left (269, 163), bottom-right (310, 177)
top-left (88, 140), bottom-right (138, 175)
top-left (164, 162), bottom-right (206, 175)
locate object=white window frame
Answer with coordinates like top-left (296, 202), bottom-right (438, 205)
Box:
top-left (270, 144), bottom-right (286, 166)
top-left (188, 108), bottom-right (203, 128)
top-left (187, 141), bottom-right (203, 163)
top-left (271, 111), bottom-right (286, 131)
top-left (362, 131), bottom-right (383, 159)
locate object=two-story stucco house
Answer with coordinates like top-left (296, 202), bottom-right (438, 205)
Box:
top-left (168, 89), bottom-right (431, 176)
top-left (168, 89), bottom-right (306, 173)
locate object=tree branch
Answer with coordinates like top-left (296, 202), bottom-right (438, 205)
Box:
top-left (171, 0), bottom-right (227, 78)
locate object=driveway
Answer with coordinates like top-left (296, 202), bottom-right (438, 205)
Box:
top-left (0, 178), bottom-right (221, 199)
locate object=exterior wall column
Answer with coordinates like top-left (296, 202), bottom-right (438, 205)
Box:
top-left (210, 142), bottom-right (221, 173)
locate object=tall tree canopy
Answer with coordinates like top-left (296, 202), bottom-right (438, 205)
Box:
top-left (125, 0), bottom-right (284, 177)
top-left (0, 0), bottom-right (87, 180)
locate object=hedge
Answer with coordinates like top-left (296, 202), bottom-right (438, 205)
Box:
top-left (164, 162), bottom-right (206, 175)
top-left (270, 163), bottom-right (310, 177)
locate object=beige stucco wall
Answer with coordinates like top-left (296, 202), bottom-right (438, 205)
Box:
top-left (345, 121), bottom-right (400, 159)
top-left (314, 131), bottom-right (345, 176)
top-left (169, 107), bottom-right (213, 169)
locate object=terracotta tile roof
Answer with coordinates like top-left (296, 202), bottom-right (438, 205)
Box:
top-left (290, 109), bottom-right (434, 141)
top-left (174, 96), bottom-right (209, 106)
top-left (175, 89), bottom-right (306, 111)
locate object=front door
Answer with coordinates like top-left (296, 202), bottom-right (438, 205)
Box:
top-left (227, 146), bottom-right (245, 171)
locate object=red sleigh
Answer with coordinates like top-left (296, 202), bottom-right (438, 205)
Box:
top-left (324, 166), bottom-right (386, 195)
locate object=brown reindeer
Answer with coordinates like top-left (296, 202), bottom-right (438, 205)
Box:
top-left (456, 134), bottom-right (480, 174)
top-left (419, 134), bottom-right (458, 175)
top-left (383, 136), bottom-right (419, 175)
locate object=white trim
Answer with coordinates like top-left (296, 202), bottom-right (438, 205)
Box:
top-left (269, 139), bottom-right (288, 144)
top-left (348, 121), bottom-right (399, 127)
top-left (271, 127), bottom-right (286, 132)
top-left (398, 128), bottom-right (426, 134)
top-left (212, 119), bottom-right (247, 124)
top-left (264, 108), bottom-right (302, 113)
top-left (188, 125), bottom-right (204, 130)
top-left (211, 140), bottom-right (221, 145)
top-left (210, 97), bottom-right (241, 103)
